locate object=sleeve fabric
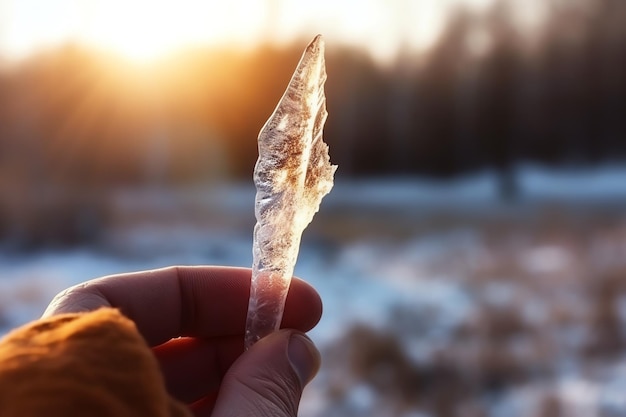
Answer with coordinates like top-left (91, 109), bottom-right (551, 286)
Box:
top-left (0, 308), bottom-right (192, 417)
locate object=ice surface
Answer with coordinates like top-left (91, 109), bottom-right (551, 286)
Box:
top-left (244, 35), bottom-right (337, 349)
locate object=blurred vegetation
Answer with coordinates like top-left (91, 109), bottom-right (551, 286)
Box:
top-left (321, 218), bottom-right (626, 416)
top-left (0, 0), bottom-right (624, 247)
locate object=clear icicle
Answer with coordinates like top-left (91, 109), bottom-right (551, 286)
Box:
top-left (244, 35), bottom-right (336, 349)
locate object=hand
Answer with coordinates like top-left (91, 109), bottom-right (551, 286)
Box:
top-left (43, 266), bottom-right (323, 417)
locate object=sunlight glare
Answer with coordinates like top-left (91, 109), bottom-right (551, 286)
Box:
top-left (83, 0), bottom-right (266, 63)
top-left (273, 0), bottom-right (448, 63)
top-left (0, 0), bottom-right (82, 59)
top-left (0, 0), bottom-right (519, 64)
top-left (0, 0), bottom-right (267, 62)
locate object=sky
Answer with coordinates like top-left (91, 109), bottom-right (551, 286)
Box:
top-left (0, 0), bottom-right (510, 63)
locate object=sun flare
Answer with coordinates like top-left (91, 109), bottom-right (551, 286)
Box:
top-left (0, 0), bottom-right (508, 63)
top-left (82, 0), bottom-right (266, 63)
top-left (0, 0), bottom-right (267, 63)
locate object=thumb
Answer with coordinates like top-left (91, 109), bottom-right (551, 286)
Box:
top-left (210, 329), bottom-right (321, 417)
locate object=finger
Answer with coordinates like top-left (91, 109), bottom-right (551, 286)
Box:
top-left (43, 266), bottom-right (322, 346)
top-left (152, 336), bottom-right (242, 404)
top-left (199, 329), bottom-right (321, 417)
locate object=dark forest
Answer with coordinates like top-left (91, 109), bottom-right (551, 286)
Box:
top-left (0, 0), bottom-right (624, 185)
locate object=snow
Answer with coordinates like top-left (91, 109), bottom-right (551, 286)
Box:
top-left (326, 163), bottom-right (626, 211)
top-left (1, 163), bottom-right (626, 416)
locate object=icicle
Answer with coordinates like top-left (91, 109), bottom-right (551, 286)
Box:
top-left (244, 35), bottom-right (336, 349)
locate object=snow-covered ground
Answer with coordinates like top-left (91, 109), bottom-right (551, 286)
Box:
top-left (1, 164), bottom-right (626, 416)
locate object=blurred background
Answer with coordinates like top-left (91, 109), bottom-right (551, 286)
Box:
top-left (1, 0), bottom-right (626, 415)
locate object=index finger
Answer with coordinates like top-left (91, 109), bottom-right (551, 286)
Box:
top-left (43, 266), bottom-right (322, 346)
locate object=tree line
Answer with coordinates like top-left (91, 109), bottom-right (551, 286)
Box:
top-left (0, 0), bottom-right (624, 191)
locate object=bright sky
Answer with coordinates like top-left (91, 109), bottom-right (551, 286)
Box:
top-left (0, 0), bottom-right (524, 64)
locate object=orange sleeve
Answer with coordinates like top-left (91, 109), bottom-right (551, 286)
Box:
top-left (0, 308), bottom-right (192, 417)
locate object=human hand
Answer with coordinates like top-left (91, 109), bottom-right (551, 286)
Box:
top-left (43, 266), bottom-right (323, 417)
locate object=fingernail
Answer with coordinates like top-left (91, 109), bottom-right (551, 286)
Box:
top-left (288, 333), bottom-right (320, 386)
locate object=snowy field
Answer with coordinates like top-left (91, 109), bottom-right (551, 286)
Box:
top-left (2, 164), bottom-right (626, 417)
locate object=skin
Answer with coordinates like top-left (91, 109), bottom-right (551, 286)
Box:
top-left (42, 266), bottom-right (323, 417)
